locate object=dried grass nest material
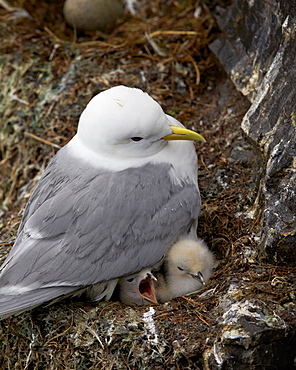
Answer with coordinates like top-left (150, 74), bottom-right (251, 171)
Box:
top-left (1, 1), bottom-right (296, 368)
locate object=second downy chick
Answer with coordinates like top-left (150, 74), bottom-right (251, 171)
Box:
top-left (154, 237), bottom-right (215, 303)
top-left (118, 269), bottom-right (158, 306)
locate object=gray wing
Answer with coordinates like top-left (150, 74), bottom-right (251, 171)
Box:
top-left (0, 146), bottom-right (200, 316)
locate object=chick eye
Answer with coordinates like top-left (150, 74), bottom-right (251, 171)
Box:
top-left (127, 277), bottom-right (134, 282)
top-left (177, 267), bottom-right (184, 271)
top-left (131, 137), bottom-right (143, 142)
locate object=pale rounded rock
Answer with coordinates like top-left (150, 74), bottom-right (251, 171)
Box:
top-left (63, 0), bottom-right (124, 31)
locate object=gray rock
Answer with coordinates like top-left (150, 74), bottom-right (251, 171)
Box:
top-left (204, 287), bottom-right (296, 369)
top-left (210, 0), bottom-right (296, 264)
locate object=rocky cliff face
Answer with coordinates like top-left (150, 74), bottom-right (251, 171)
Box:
top-left (210, 0), bottom-right (296, 264)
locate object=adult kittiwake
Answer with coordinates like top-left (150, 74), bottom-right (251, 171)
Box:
top-left (0, 85), bottom-right (205, 318)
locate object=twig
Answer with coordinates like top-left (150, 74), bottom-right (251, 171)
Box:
top-left (43, 322), bottom-right (73, 347)
top-left (145, 32), bottom-right (166, 57)
top-left (148, 30), bottom-right (197, 38)
top-left (76, 39), bottom-right (129, 49)
top-left (24, 132), bottom-right (61, 149)
top-left (0, 0), bottom-right (14, 11)
top-left (182, 296), bottom-right (203, 306)
top-left (194, 312), bottom-right (210, 326)
top-left (86, 326), bottom-right (104, 348)
top-left (182, 296), bottom-right (210, 326)
top-left (44, 26), bottom-right (128, 49)
top-left (44, 26), bottom-right (63, 43)
top-left (185, 54), bottom-right (200, 85)
top-left (199, 154), bottom-right (210, 174)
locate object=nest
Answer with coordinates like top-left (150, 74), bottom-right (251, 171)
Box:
top-left (0, 0), bottom-right (295, 368)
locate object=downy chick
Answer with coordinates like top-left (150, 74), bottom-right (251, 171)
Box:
top-left (155, 237), bottom-right (214, 302)
top-left (118, 269), bottom-right (158, 306)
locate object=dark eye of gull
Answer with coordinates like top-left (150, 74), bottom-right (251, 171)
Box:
top-left (177, 266), bottom-right (184, 271)
top-left (127, 277), bottom-right (134, 282)
top-left (131, 137), bottom-right (143, 142)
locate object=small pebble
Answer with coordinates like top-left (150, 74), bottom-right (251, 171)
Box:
top-left (63, 0), bottom-right (124, 31)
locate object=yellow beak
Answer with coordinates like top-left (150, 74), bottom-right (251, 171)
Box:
top-left (163, 126), bottom-right (206, 142)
